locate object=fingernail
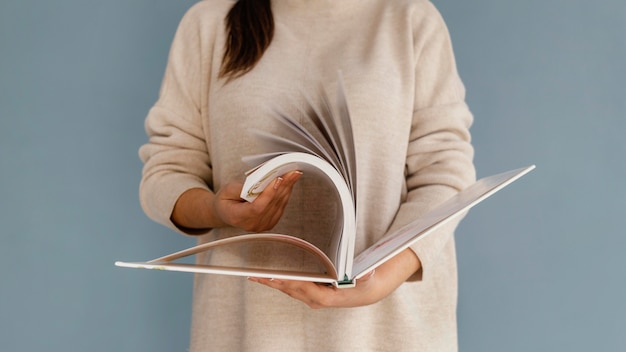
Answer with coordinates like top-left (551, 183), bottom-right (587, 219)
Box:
top-left (273, 177), bottom-right (284, 190)
top-left (287, 171), bottom-right (303, 182)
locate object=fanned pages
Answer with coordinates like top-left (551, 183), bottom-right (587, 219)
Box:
top-left (238, 152), bottom-right (356, 279)
top-left (116, 72), bottom-right (535, 287)
top-left (243, 72), bottom-right (356, 201)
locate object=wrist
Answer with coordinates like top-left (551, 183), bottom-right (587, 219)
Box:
top-left (171, 188), bottom-right (223, 230)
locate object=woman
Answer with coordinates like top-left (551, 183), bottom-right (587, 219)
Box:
top-left (139, 0), bottom-right (475, 350)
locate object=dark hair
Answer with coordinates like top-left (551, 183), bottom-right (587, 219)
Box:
top-left (220, 0), bottom-right (274, 79)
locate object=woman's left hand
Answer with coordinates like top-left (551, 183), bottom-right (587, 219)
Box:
top-left (248, 248), bottom-right (421, 309)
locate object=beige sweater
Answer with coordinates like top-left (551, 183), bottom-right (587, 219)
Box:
top-left (139, 0), bottom-right (475, 351)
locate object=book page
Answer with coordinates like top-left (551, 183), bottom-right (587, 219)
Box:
top-left (239, 153), bottom-right (356, 277)
top-left (243, 72), bottom-right (357, 203)
top-left (351, 166), bottom-right (536, 279)
top-left (118, 233), bottom-right (339, 280)
top-left (240, 73), bottom-right (358, 279)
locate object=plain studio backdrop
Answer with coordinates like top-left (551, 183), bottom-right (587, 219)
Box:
top-left (1, 1), bottom-right (624, 351)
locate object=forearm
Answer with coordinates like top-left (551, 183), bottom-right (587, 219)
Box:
top-left (373, 248), bottom-right (421, 293)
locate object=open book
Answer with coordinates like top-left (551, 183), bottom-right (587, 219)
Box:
top-left (116, 74), bottom-right (535, 287)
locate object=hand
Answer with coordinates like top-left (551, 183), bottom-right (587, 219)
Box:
top-left (171, 170), bottom-right (302, 232)
top-left (214, 170), bottom-right (303, 232)
top-left (248, 248), bottom-right (421, 309)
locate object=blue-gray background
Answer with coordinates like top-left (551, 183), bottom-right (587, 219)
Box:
top-left (1, 0), bottom-right (624, 351)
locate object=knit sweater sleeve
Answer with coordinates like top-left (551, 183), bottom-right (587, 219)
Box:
top-left (388, 1), bottom-right (476, 281)
top-left (138, 3), bottom-right (218, 233)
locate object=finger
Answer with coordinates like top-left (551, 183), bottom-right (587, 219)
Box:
top-left (262, 172), bottom-right (300, 203)
top-left (267, 171), bottom-right (302, 212)
top-left (358, 269), bottom-right (376, 282)
top-left (233, 179), bottom-right (287, 230)
top-left (249, 176), bottom-right (290, 213)
top-left (248, 172), bottom-right (302, 229)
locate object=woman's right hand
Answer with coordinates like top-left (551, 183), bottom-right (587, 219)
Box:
top-left (213, 170), bottom-right (303, 232)
top-left (171, 171), bottom-right (303, 233)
